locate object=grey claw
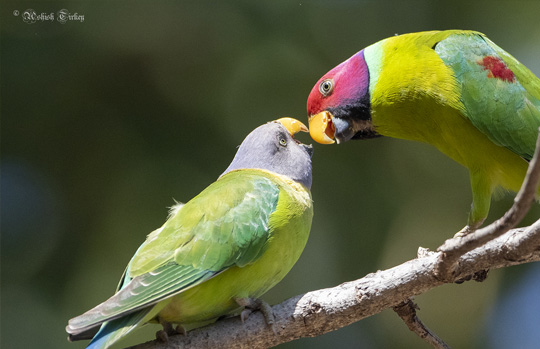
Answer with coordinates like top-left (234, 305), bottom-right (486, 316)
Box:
top-left (235, 297), bottom-right (276, 334)
top-left (156, 329), bottom-right (169, 343)
top-left (175, 324), bottom-right (187, 336)
top-left (240, 308), bottom-right (253, 323)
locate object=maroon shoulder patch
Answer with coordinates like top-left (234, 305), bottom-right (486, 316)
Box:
top-left (478, 56), bottom-right (515, 82)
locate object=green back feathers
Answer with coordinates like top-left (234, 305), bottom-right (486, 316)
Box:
top-left (435, 32), bottom-right (540, 160)
top-left (128, 170), bottom-right (280, 276)
top-left (365, 30), bottom-right (540, 158)
top-left (484, 36), bottom-right (540, 102)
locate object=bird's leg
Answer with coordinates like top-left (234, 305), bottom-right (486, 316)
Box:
top-left (235, 297), bottom-right (276, 333)
top-left (155, 317), bottom-right (182, 342)
top-left (452, 172), bottom-right (492, 284)
top-left (455, 172), bottom-right (491, 238)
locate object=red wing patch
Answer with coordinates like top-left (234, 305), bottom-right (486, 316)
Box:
top-left (478, 56), bottom-right (515, 82)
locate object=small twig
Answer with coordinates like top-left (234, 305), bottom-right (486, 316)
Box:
top-left (436, 128), bottom-right (540, 281)
top-left (393, 299), bottom-right (450, 349)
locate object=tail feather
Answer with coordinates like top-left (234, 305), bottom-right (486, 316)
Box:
top-left (86, 307), bottom-right (153, 349)
top-left (68, 327), bottom-right (100, 342)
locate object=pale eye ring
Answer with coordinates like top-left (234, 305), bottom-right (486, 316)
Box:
top-left (279, 137), bottom-right (287, 147)
top-left (319, 79), bottom-right (334, 96)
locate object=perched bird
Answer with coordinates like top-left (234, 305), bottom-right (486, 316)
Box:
top-left (307, 30), bottom-right (540, 234)
top-left (66, 118), bottom-right (314, 348)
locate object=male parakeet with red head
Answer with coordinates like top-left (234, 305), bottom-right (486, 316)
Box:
top-left (307, 30), bottom-right (540, 233)
top-left (66, 118), bottom-right (313, 348)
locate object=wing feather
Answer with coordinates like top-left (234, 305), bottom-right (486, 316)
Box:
top-left (435, 32), bottom-right (540, 160)
top-left (129, 171), bottom-right (280, 274)
top-left (67, 263), bottom-right (215, 335)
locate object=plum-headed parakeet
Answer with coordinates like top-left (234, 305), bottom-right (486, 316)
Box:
top-left (307, 30), bottom-right (540, 233)
top-left (66, 118), bottom-right (314, 348)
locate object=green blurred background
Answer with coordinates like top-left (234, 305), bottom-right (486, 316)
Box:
top-left (2, 1), bottom-right (540, 348)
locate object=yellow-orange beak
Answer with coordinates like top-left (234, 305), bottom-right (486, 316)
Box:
top-left (308, 111), bottom-right (335, 144)
top-left (277, 117), bottom-right (309, 137)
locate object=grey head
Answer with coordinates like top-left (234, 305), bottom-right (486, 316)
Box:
top-left (221, 120), bottom-right (313, 189)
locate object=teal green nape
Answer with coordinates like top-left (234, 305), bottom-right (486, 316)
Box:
top-left (307, 30), bottom-right (540, 233)
top-left (66, 119), bottom-right (314, 349)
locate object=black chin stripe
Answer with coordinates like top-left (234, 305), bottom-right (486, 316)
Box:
top-left (328, 93), bottom-right (377, 140)
top-left (329, 93), bottom-right (371, 122)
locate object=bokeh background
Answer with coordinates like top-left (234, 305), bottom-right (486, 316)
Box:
top-left (2, 1), bottom-right (540, 348)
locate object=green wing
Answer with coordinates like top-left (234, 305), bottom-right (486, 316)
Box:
top-left (129, 170), bottom-right (280, 274)
top-left (435, 32), bottom-right (540, 160)
top-left (67, 170), bottom-right (280, 335)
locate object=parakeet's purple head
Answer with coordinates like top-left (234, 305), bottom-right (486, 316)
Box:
top-left (307, 49), bottom-right (377, 144)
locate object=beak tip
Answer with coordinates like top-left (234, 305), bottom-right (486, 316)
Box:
top-left (277, 117), bottom-right (309, 136)
top-left (308, 111), bottom-right (336, 144)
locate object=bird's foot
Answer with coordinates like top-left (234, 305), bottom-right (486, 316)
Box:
top-left (235, 297), bottom-right (276, 334)
top-left (155, 329), bottom-right (169, 343)
top-left (175, 324), bottom-right (187, 336)
top-left (240, 307), bottom-right (253, 323)
top-left (156, 319), bottom-right (185, 342)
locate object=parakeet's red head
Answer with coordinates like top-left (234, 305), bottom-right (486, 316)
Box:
top-left (307, 49), bottom-right (378, 144)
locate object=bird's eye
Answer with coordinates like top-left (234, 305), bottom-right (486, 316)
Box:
top-left (319, 79), bottom-right (334, 97)
top-left (279, 137), bottom-right (287, 147)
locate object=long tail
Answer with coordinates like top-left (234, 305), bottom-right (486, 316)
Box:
top-left (86, 308), bottom-right (152, 349)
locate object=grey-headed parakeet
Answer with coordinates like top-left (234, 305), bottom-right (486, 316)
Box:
top-left (66, 118), bottom-right (314, 348)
